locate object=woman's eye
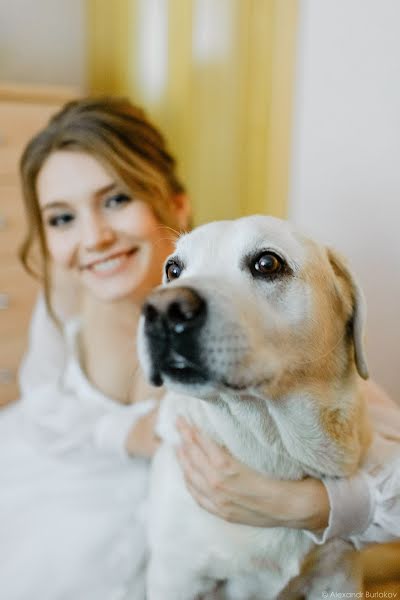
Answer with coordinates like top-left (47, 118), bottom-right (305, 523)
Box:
top-left (165, 260), bottom-right (183, 282)
top-left (47, 213), bottom-right (75, 228)
top-left (252, 252), bottom-right (284, 277)
top-left (104, 193), bottom-right (131, 209)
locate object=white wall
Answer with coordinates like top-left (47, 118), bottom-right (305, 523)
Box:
top-left (289, 0), bottom-right (400, 401)
top-left (0, 0), bottom-right (86, 89)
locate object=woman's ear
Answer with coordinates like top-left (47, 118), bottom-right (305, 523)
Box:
top-left (171, 194), bottom-right (191, 230)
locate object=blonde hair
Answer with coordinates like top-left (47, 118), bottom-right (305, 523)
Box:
top-left (19, 97), bottom-right (185, 313)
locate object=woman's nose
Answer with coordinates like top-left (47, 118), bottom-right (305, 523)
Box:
top-left (82, 215), bottom-right (116, 251)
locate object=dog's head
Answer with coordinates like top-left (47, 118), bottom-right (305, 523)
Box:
top-left (138, 216), bottom-right (368, 400)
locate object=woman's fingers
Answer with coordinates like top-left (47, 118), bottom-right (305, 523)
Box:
top-left (175, 418), bottom-right (303, 528)
top-left (176, 445), bottom-right (210, 497)
top-left (193, 429), bottom-right (234, 471)
top-left (184, 481), bottom-right (221, 517)
top-left (176, 417), bottom-right (234, 473)
top-left (176, 418), bottom-right (247, 520)
top-left (177, 422), bottom-right (210, 474)
top-left (176, 435), bottom-right (234, 516)
top-left (184, 477), bottom-right (245, 524)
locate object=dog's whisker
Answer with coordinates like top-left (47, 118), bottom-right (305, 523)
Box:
top-left (155, 224), bottom-right (187, 239)
top-left (153, 236), bottom-right (180, 246)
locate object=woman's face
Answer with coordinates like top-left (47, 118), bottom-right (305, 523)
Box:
top-left (37, 151), bottom-right (184, 303)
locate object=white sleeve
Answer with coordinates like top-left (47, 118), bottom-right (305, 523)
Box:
top-left (304, 471), bottom-right (374, 546)
top-left (21, 381), bottom-right (158, 461)
top-left (353, 455), bottom-right (400, 547)
top-left (305, 432), bottom-right (400, 549)
top-left (19, 294), bottom-right (66, 395)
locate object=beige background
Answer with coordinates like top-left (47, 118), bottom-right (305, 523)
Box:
top-left (289, 0), bottom-right (400, 403)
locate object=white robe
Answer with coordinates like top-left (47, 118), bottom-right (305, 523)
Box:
top-left (0, 300), bottom-right (154, 600)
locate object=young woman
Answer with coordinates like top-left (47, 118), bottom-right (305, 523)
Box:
top-left (2, 97), bottom-right (189, 600)
top-left (0, 97), bottom-right (398, 599)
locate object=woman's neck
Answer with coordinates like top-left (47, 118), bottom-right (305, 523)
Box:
top-left (80, 293), bottom-right (143, 404)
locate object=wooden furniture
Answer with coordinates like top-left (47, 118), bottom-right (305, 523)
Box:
top-left (362, 540), bottom-right (400, 592)
top-left (0, 83), bottom-right (76, 406)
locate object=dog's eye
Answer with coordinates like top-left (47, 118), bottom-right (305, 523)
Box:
top-left (165, 260), bottom-right (183, 282)
top-left (252, 252), bottom-right (283, 277)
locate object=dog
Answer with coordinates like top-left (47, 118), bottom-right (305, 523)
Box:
top-left (138, 215), bottom-right (372, 599)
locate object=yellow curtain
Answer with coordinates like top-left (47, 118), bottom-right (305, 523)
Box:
top-left (87, 0), bottom-right (298, 225)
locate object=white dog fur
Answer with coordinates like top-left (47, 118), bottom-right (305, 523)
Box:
top-left (138, 216), bottom-right (371, 600)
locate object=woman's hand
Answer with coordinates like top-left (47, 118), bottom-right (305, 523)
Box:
top-left (176, 418), bottom-right (330, 531)
top-left (125, 406), bottom-right (160, 458)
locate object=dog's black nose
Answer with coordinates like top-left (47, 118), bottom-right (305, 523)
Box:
top-left (143, 287), bottom-right (206, 334)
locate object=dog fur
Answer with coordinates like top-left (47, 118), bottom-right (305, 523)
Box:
top-left (138, 216), bottom-right (372, 600)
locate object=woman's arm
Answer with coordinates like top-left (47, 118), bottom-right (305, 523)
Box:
top-left (176, 380), bottom-right (400, 547)
top-left (176, 418), bottom-right (330, 530)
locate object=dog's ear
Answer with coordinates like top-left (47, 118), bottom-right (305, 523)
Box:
top-left (327, 249), bottom-right (369, 380)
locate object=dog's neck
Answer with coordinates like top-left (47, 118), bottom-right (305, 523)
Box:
top-left (162, 374), bottom-right (367, 480)
top-left (161, 389), bottom-right (302, 478)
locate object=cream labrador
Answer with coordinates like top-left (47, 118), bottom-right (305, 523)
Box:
top-left (138, 215), bottom-right (371, 600)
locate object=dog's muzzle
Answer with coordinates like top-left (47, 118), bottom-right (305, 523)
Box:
top-left (142, 286), bottom-right (209, 387)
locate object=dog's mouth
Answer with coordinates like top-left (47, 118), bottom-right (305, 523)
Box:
top-left (149, 351), bottom-right (210, 388)
top-left (149, 349), bottom-right (270, 394)
top-left (219, 378), bottom-right (254, 392)
top-left (219, 374), bottom-right (272, 392)
top-left (143, 307), bottom-right (270, 392)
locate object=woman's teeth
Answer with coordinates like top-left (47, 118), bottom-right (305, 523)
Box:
top-left (91, 254), bottom-right (126, 273)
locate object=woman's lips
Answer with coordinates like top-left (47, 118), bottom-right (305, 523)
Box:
top-left (82, 248), bottom-right (138, 276)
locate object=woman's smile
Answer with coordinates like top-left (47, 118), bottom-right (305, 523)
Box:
top-left (37, 151), bottom-right (179, 302)
top-left (81, 247), bottom-right (139, 277)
